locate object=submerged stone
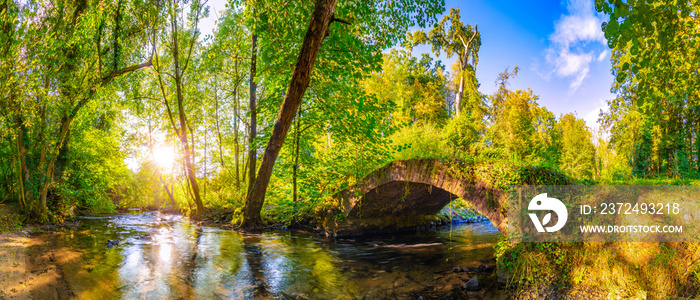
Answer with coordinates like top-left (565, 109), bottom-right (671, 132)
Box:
top-left (463, 275), bottom-right (480, 291)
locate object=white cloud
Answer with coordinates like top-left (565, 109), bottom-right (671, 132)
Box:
top-left (550, 15), bottom-right (605, 48)
top-left (547, 48), bottom-right (594, 90)
top-left (540, 0), bottom-right (607, 93)
top-left (583, 98), bottom-right (610, 131)
top-left (597, 49), bottom-right (609, 62)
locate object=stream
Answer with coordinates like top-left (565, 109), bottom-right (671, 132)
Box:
top-left (29, 212), bottom-right (502, 299)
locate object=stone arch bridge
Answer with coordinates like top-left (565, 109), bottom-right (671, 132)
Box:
top-left (327, 159), bottom-right (518, 235)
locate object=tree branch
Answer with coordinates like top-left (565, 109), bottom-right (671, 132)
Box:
top-left (101, 58), bottom-right (153, 87)
top-left (153, 52), bottom-right (181, 137)
top-left (181, 0), bottom-right (207, 73)
top-left (331, 15), bottom-right (351, 25)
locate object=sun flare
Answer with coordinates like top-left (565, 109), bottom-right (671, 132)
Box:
top-left (152, 146), bottom-right (176, 170)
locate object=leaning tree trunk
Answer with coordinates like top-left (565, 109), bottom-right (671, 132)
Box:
top-left (241, 0), bottom-right (338, 227)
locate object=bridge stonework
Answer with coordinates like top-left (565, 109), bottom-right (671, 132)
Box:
top-left (327, 159), bottom-right (510, 235)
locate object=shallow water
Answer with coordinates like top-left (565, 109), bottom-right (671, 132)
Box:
top-left (37, 212), bottom-right (500, 299)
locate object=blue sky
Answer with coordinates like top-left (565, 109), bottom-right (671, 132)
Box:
top-left (428, 0), bottom-right (614, 129)
top-left (201, 0), bottom-right (614, 129)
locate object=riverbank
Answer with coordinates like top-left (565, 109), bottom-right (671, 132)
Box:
top-left (0, 212), bottom-right (510, 299)
top-left (0, 228), bottom-right (80, 299)
top-left (4, 210), bottom-right (688, 299)
top-left (0, 221), bottom-right (607, 300)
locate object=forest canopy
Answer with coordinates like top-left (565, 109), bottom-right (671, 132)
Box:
top-left (0, 0), bottom-right (696, 224)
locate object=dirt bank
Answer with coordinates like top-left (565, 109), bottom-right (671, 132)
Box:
top-left (0, 230), bottom-right (75, 300)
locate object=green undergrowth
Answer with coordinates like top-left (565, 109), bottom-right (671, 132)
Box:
top-left (495, 237), bottom-right (700, 298)
top-left (439, 198), bottom-right (481, 218)
top-left (0, 204), bottom-right (23, 232)
top-left (604, 177), bottom-right (700, 186)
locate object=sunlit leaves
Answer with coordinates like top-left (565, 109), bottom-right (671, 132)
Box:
top-left (557, 113), bottom-right (595, 180)
top-left (598, 0), bottom-right (700, 103)
top-left (598, 0), bottom-right (700, 178)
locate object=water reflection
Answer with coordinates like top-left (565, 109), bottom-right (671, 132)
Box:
top-left (40, 212), bottom-right (499, 299)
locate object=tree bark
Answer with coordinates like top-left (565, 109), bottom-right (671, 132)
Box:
top-left (204, 127), bottom-right (208, 202)
top-left (455, 26), bottom-right (478, 118)
top-left (215, 82), bottom-right (226, 171)
top-left (293, 104), bottom-right (301, 204)
top-left (234, 84), bottom-right (240, 188)
top-left (455, 74), bottom-right (464, 117)
top-left (247, 31), bottom-right (258, 197)
top-left (241, 0), bottom-right (337, 227)
top-left (171, 4), bottom-right (204, 214)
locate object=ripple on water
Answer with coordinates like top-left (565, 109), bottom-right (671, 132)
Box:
top-left (44, 212), bottom-right (501, 299)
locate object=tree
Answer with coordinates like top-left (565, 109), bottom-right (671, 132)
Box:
top-left (242, 0), bottom-right (338, 227)
top-left (241, 0), bottom-right (444, 227)
top-left (487, 68), bottom-right (558, 165)
top-left (363, 50), bottom-right (449, 126)
top-left (247, 6), bottom-right (259, 197)
top-left (598, 0), bottom-right (699, 106)
top-left (151, 0), bottom-right (209, 214)
top-left (0, 0), bottom-right (155, 221)
top-left (207, 7), bottom-right (251, 192)
top-left (557, 113), bottom-right (596, 180)
top-left (409, 7), bottom-right (480, 117)
top-left (598, 0), bottom-right (700, 178)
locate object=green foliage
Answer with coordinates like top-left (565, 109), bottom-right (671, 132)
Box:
top-left (488, 88), bottom-right (559, 166)
top-left (0, 204), bottom-right (22, 232)
top-left (597, 0), bottom-right (699, 105)
top-left (441, 112), bottom-right (483, 157)
top-left (390, 124), bottom-right (448, 160)
top-left (363, 49), bottom-right (449, 126)
top-left (408, 7), bottom-right (481, 117)
top-left (597, 0), bottom-right (700, 180)
top-left (557, 113), bottom-right (596, 180)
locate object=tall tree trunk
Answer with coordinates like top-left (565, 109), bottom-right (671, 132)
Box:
top-left (241, 0), bottom-right (338, 227)
top-left (455, 74), bottom-right (464, 117)
top-left (13, 105), bottom-right (28, 209)
top-left (215, 83), bottom-right (226, 171)
top-left (234, 85), bottom-right (240, 188)
top-left (230, 58), bottom-right (241, 188)
top-left (247, 32), bottom-right (258, 197)
top-left (172, 7), bottom-right (204, 214)
top-left (242, 129), bottom-right (248, 185)
top-left (293, 104), bottom-right (301, 204)
top-left (204, 126), bottom-right (208, 202)
top-left (15, 133), bottom-right (26, 208)
top-left (455, 27), bottom-right (478, 118)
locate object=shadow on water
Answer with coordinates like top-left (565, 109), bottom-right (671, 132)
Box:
top-left (33, 212), bottom-right (500, 299)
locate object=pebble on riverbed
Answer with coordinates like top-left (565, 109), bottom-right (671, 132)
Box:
top-left (463, 276), bottom-right (480, 291)
top-left (106, 239), bottom-right (120, 248)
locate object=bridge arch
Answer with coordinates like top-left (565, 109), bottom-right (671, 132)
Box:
top-left (330, 159), bottom-right (510, 233)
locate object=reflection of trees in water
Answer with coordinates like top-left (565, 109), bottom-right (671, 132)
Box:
top-left (180, 227), bottom-right (249, 299)
top-left (182, 223), bottom-right (202, 299)
top-left (276, 234), bottom-right (358, 299)
top-left (244, 235), bottom-right (270, 298)
top-left (42, 216), bottom-right (499, 299)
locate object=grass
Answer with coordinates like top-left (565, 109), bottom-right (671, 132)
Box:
top-left (496, 240), bottom-right (700, 298)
